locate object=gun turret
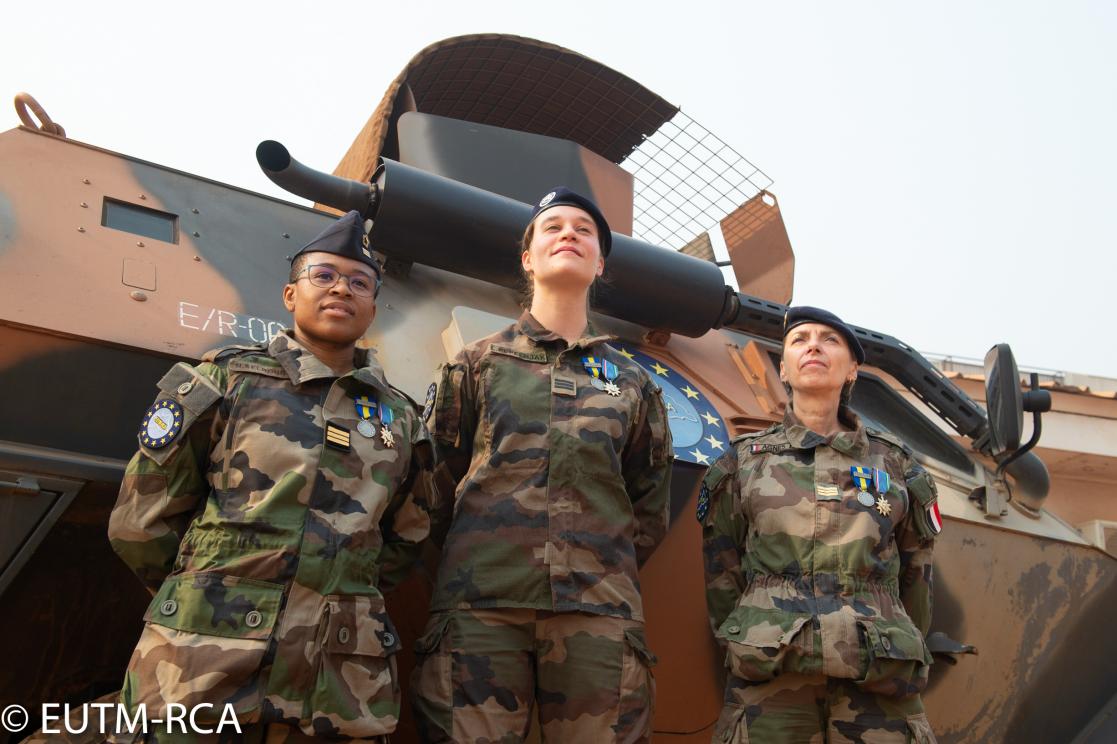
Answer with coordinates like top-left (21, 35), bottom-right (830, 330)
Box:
top-left (256, 141), bottom-right (1049, 503)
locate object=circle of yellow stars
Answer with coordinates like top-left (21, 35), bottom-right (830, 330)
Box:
top-left (618, 347), bottom-right (726, 466)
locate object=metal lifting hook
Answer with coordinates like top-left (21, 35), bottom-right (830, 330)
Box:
top-left (14, 92), bottom-right (65, 137)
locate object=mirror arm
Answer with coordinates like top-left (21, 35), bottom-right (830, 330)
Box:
top-left (995, 373), bottom-right (1050, 480)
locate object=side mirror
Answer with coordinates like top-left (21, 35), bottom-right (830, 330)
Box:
top-left (984, 344), bottom-right (1023, 457)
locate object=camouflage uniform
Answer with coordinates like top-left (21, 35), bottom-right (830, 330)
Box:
top-left (411, 311), bottom-right (672, 742)
top-left (701, 410), bottom-right (939, 744)
top-left (107, 330), bottom-right (433, 742)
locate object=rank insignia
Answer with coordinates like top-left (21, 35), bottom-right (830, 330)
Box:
top-left (140, 399), bottom-right (183, 449)
top-left (423, 382), bottom-right (437, 423)
top-left (325, 423), bottom-right (351, 451)
top-left (816, 483), bottom-right (840, 500)
top-left (876, 495), bottom-right (892, 517)
top-left (696, 482), bottom-right (711, 522)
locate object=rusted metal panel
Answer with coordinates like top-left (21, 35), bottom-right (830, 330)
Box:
top-left (721, 190), bottom-right (795, 304)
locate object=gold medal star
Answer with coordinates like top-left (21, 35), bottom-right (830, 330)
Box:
top-left (682, 385), bottom-right (699, 400)
top-left (650, 362), bottom-right (669, 376)
top-left (380, 427), bottom-right (395, 448)
top-left (690, 448), bottom-right (710, 465)
top-left (701, 411), bottom-right (719, 426)
top-left (704, 434), bottom-right (724, 451)
top-left (876, 496), bottom-right (892, 517)
top-left (618, 347), bottom-right (635, 360)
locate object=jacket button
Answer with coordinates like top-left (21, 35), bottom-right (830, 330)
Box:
top-left (338, 627), bottom-right (351, 645)
top-left (177, 381), bottom-right (194, 395)
top-left (245, 610), bottom-right (262, 628)
top-left (727, 625), bottom-right (740, 635)
top-left (881, 636), bottom-right (892, 651)
top-left (160, 599), bottom-right (177, 616)
top-left (382, 632), bottom-right (395, 647)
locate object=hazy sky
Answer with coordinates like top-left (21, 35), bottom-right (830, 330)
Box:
top-left (4, 1), bottom-right (1114, 377)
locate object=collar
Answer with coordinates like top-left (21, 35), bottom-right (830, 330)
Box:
top-left (782, 407), bottom-right (870, 458)
top-left (515, 310), bottom-right (615, 351)
top-left (269, 330), bottom-right (390, 395)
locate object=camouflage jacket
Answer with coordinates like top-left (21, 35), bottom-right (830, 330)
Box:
top-left (108, 331), bottom-right (433, 738)
top-left (701, 410), bottom-right (939, 697)
top-left (428, 311), bottom-right (673, 621)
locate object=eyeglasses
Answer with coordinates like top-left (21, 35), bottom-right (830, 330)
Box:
top-left (295, 264), bottom-right (381, 298)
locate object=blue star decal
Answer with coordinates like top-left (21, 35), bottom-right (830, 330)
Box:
top-left (619, 347), bottom-right (729, 466)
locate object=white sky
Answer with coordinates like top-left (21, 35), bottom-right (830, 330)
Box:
top-left (3, 1), bottom-right (1115, 376)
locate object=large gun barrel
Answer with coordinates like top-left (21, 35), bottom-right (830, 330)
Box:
top-left (367, 158), bottom-right (732, 337)
top-left (255, 142), bottom-right (1047, 500)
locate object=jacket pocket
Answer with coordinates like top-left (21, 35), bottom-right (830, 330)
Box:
top-left (857, 617), bottom-right (931, 697)
top-left (718, 609), bottom-right (812, 682)
top-left (122, 572), bottom-right (282, 721)
top-left (309, 594), bottom-right (403, 738)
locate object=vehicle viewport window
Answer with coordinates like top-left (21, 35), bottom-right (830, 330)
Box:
top-left (101, 198), bottom-right (178, 244)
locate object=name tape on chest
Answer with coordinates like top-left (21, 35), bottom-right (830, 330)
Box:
top-left (490, 344), bottom-right (548, 363)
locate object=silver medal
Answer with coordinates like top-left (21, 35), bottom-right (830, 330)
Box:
top-left (604, 381), bottom-right (621, 397)
top-left (857, 491), bottom-right (875, 508)
top-left (357, 419), bottom-right (376, 438)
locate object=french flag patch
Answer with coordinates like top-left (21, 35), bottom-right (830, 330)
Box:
top-left (927, 502), bottom-right (943, 534)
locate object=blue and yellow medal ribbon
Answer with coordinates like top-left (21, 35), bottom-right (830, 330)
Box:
top-left (850, 465), bottom-right (873, 492)
top-left (356, 394), bottom-right (394, 425)
top-left (356, 395), bottom-right (376, 422)
top-left (582, 356), bottom-right (618, 382)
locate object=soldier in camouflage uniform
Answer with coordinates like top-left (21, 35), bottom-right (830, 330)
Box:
top-left (701, 307), bottom-right (941, 744)
top-left (410, 188), bottom-right (672, 743)
top-left (107, 211), bottom-right (433, 742)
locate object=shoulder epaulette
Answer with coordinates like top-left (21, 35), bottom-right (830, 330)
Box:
top-left (202, 342), bottom-right (268, 363)
top-left (389, 384), bottom-right (422, 414)
top-left (730, 422), bottom-right (781, 445)
top-left (866, 426), bottom-right (913, 455)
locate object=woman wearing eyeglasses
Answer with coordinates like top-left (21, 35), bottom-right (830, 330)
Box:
top-left (410, 188), bottom-right (673, 743)
top-left (106, 210), bottom-right (433, 741)
top-left (701, 306), bottom-right (941, 744)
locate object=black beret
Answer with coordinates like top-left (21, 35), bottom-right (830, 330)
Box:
top-left (291, 210), bottom-right (383, 286)
top-left (528, 187), bottom-right (612, 257)
top-left (783, 306), bottom-right (866, 364)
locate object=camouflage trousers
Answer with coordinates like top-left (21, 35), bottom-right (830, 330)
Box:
top-left (712, 673), bottom-right (936, 744)
top-left (409, 608), bottom-right (657, 743)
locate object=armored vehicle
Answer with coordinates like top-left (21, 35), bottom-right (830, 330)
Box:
top-left (1, 34), bottom-right (1114, 743)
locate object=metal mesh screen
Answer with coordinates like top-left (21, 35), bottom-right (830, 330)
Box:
top-left (622, 111), bottom-right (774, 250)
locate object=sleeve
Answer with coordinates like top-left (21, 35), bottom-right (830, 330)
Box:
top-left (622, 383), bottom-right (673, 567)
top-left (107, 361), bottom-right (227, 593)
top-left (897, 457), bottom-right (939, 636)
top-left (378, 411), bottom-right (436, 593)
top-left (701, 448), bottom-right (747, 637)
top-left (426, 352), bottom-right (477, 550)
